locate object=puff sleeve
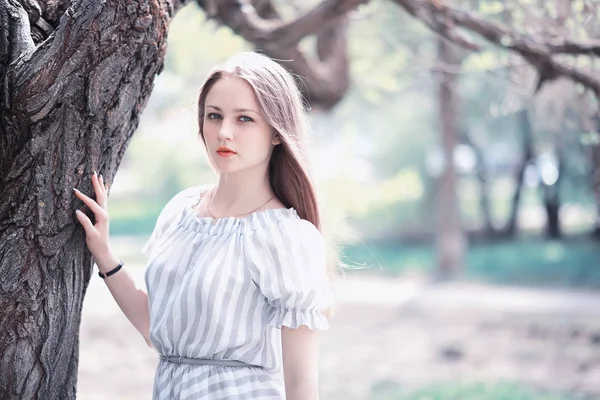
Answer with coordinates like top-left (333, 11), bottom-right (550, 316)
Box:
top-left (141, 186), bottom-right (203, 257)
top-left (247, 217), bottom-right (335, 330)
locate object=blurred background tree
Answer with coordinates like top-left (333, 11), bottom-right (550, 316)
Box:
top-left (111, 0), bottom-right (600, 286)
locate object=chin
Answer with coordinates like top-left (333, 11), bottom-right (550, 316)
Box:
top-left (212, 160), bottom-right (243, 174)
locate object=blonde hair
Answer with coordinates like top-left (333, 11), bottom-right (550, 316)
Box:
top-left (197, 52), bottom-right (321, 231)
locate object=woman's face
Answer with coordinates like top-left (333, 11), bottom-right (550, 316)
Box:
top-left (202, 76), bottom-right (280, 175)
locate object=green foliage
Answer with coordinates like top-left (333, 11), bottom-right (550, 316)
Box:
top-left (466, 238), bottom-right (600, 287)
top-left (369, 380), bottom-right (587, 400)
top-left (316, 164), bottom-right (430, 243)
top-left (342, 238), bottom-right (600, 289)
top-left (109, 199), bottom-right (164, 236)
top-left (165, 4), bottom-right (249, 77)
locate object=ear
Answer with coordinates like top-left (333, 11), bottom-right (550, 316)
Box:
top-left (272, 133), bottom-right (282, 146)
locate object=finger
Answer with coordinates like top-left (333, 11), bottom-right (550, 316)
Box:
top-left (93, 170), bottom-right (102, 193)
top-left (73, 187), bottom-right (105, 216)
top-left (100, 174), bottom-right (110, 209)
top-left (103, 180), bottom-right (110, 209)
top-left (75, 209), bottom-right (96, 234)
top-left (99, 175), bottom-right (107, 201)
top-left (92, 172), bottom-right (106, 208)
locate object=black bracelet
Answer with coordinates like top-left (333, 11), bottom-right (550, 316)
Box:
top-left (98, 261), bottom-right (124, 279)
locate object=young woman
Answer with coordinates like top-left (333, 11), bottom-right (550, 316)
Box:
top-left (74, 52), bottom-right (335, 399)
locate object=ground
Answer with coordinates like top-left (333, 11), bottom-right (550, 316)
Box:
top-left (78, 268), bottom-right (600, 400)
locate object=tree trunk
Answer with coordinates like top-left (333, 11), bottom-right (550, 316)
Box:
top-left (434, 38), bottom-right (466, 279)
top-left (0, 1), bottom-right (178, 398)
top-left (502, 109), bottom-right (534, 237)
top-left (544, 195), bottom-right (561, 238)
top-left (592, 143), bottom-right (600, 238)
top-left (461, 129), bottom-right (495, 238)
top-left (590, 120), bottom-right (600, 238)
top-left (541, 150), bottom-right (563, 239)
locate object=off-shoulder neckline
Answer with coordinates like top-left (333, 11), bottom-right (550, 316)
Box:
top-left (178, 185), bottom-right (299, 235)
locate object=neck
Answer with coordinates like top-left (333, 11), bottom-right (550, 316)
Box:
top-left (211, 166), bottom-right (274, 215)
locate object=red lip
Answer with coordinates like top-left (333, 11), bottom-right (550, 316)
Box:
top-left (217, 146), bottom-right (237, 157)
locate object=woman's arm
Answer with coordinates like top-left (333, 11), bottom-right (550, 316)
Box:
top-left (74, 172), bottom-right (152, 348)
top-left (281, 325), bottom-right (321, 400)
top-left (98, 254), bottom-right (153, 348)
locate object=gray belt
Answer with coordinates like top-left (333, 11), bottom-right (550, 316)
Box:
top-left (159, 355), bottom-right (255, 368)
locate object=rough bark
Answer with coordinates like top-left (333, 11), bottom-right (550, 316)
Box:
top-left (435, 38), bottom-right (466, 279)
top-left (0, 0), bottom-right (178, 398)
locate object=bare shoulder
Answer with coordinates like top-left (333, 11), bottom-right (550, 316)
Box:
top-left (267, 198), bottom-right (287, 210)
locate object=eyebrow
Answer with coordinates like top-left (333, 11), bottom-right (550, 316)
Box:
top-left (206, 105), bottom-right (259, 114)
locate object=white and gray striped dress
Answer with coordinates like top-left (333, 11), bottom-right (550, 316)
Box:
top-left (141, 185), bottom-right (334, 399)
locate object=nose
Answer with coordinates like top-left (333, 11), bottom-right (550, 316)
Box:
top-left (217, 120), bottom-right (234, 141)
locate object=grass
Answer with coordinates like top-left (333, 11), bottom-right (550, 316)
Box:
top-left (369, 380), bottom-right (590, 400)
top-left (341, 237), bottom-right (600, 289)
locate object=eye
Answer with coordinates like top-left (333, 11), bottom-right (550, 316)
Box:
top-left (239, 115), bottom-right (254, 123)
top-left (206, 112), bottom-right (222, 120)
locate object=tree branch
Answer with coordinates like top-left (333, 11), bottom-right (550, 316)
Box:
top-left (11, 0), bottom-right (181, 116)
top-left (1, 0), bottom-right (187, 191)
top-left (393, 0), bottom-right (600, 55)
top-left (0, 0), bottom-right (35, 80)
top-left (391, 0), bottom-right (479, 51)
top-left (207, 0), bottom-right (368, 50)
top-left (313, 16), bottom-right (350, 107)
top-left (279, 19), bottom-right (350, 110)
top-left (16, 0), bottom-right (70, 43)
top-left (391, 0), bottom-right (600, 95)
top-left (544, 36), bottom-right (600, 56)
top-left (436, 4), bottom-right (600, 56)
top-left (196, 0), bottom-right (363, 110)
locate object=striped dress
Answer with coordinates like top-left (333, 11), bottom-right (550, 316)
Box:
top-left (141, 185), bottom-right (334, 399)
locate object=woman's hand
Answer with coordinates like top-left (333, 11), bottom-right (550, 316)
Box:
top-left (74, 171), bottom-right (119, 272)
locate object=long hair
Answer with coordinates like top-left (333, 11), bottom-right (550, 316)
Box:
top-left (197, 52), bottom-right (321, 231)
